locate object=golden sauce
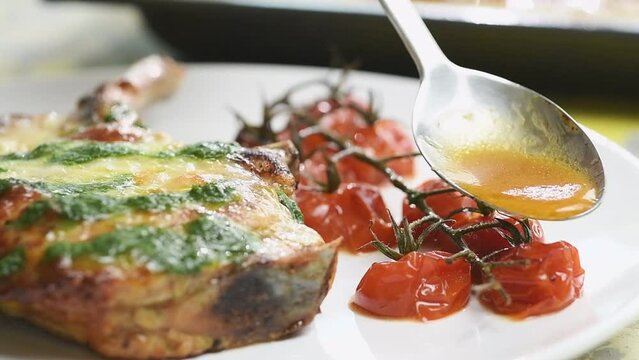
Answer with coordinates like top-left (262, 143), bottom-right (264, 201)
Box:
top-left (447, 147), bottom-right (597, 220)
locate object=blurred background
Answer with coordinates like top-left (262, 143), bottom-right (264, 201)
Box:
top-left (1, 0), bottom-right (639, 358)
top-left (2, 0), bottom-right (639, 155)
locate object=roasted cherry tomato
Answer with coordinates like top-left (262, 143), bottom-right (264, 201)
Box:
top-left (402, 178), bottom-right (477, 248)
top-left (403, 178), bottom-right (478, 227)
top-left (338, 119), bottom-right (415, 185)
top-left (296, 146), bottom-right (339, 187)
top-left (283, 99), bottom-right (364, 157)
top-left (280, 95), bottom-right (415, 185)
top-left (455, 215), bottom-right (545, 259)
top-left (307, 98), bottom-right (343, 119)
top-left (298, 118), bottom-right (415, 186)
top-left (402, 178), bottom-right (544, 258)
top-left (353, 251), bottom-right (471, 320)
top-left (295, 183), bottom-right (395, 252)
top-left (429, 213), bottom-right (545, 260)
top-left (298, 110), bottom-right (414, 183)
top-left (478, 241), bottom-right (585, 319)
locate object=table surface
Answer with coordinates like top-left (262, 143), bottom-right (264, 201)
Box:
top-left (2, 1), bottom-right (639, 359)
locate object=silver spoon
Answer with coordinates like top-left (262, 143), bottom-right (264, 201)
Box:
top-left (378, 0), bottom-right (605, 221)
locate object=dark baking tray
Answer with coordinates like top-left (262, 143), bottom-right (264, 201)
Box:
top-left (51, 0), bottom-right (639, 96)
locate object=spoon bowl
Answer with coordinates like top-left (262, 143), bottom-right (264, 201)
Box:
top-left (379, 0), bottom-right (605, 220)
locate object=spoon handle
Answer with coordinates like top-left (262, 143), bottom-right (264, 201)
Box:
top-left (378, 0), bottom-right (449, 76)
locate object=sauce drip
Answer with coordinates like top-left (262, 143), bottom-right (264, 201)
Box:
top-left (447, 147), bottom-right (597, 220)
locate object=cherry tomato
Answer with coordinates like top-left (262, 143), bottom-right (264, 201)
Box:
top-left (283, 99), bottom-right (364, 157)
top-left (460, 214), bottom-right (545, 284)
top-left (298, 119), bottom-right (416, 186)
top-left (338, 119), bottom-right (415, 185)
top-left (353, 251), bottom-right (471, 320)
top-left (456, 215), bottom-right (545, 259)
top-left (295, 104), bottom-right (414, 183)
top-left (403, 178), bottom-right (477, 226)
top-left (238, 93), bottom-right (415, 186)
top-left (295, 183), bottom-right (395, 253)
top-left (236, 97), bottom-right (346, 149)
top-left (478, 241), bottom-right (585, 319)
top-left (305, 97), bottom-right (370, 141)
top-left (279, 94), bottom-right (415, 185)
top-left (429, 213), bottom-right (545, 260)
top-left (297, 148), bottom-right (337, 187)
top-left (402, 178), bottom-right (478, 248)
top-left (402, 178), bottom-right (545, 258)
top-left (307, 98), bottom-right (343, 119)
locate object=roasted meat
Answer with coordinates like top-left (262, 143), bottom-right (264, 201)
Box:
top-left (0, 56), bottom-right (337, 359)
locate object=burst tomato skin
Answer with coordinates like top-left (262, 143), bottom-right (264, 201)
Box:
top-left (402, 178), bottom-right (477, 248)
top-left (353, 251), bottom-right (471, 320)
top-left (479, 241), bottom-right (585, 319)
top-left (291, 108), bottom-right (415, 185)
top-left (284, 98), bottom-right (365, 157)
top-left (295, 183), bottom-right (395, 253)
top-left (298, 119), bottom-right (415, 186)
top-left (338, 119), bottom-right (415, 184)
top-left (238, 94), bottom-right (415, 184)
top-left (403, 178), bottom-right (477, 225)
top-left (287, 107), bottom-right (361, 157)
top-left (458, 216), bottom-right (545, 258)
top-left (281, 95), bottom-right (415, 185)
top-left (402, 178), bottom-right (545, 258)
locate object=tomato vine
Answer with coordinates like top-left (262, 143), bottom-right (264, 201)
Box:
top-left (234, 73), bottom-right (572, 308)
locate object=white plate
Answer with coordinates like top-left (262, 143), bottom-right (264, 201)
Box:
top-left (1, 64), bottom-right (639, 360)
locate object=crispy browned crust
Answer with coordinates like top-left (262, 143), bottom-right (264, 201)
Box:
top-left (262, 141), bottom-right (301, 183)
top-left (0, 186), bottom-right (337, 359)
top-left (0, 242), bottom-right (338, 359)
top-left (231, 142), bottom-right (299, 195)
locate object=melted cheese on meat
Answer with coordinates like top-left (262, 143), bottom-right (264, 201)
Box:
top-left (0, 121), bottom-right (322, 270)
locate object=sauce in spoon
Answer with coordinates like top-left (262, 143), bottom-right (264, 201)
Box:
top-left (445, 147), bottom-right (598, 220)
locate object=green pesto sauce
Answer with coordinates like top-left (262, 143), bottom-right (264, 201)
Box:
top-left (0, 140), bottom-right (239, 166)
top-left (0, 141), bottom-right (136, 164)
top-left (1, 141), bottom-right (69, 161)
top-left (276, 189), bottom-right (304, 223)
top-left (188, 182), bottom-right (236, 203)
top-left (8, 182), bottom-right (237, 228)
top-left (50, 142), bottom-right (140, 165)
top-left (0, 246), bottom-right (25, 278)
top-left (0, 175), bottom-right (134, 196)
top-left (44, 215), bottom-right (258, 274)
top-left (176, 141), bottom-right (239, 160)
